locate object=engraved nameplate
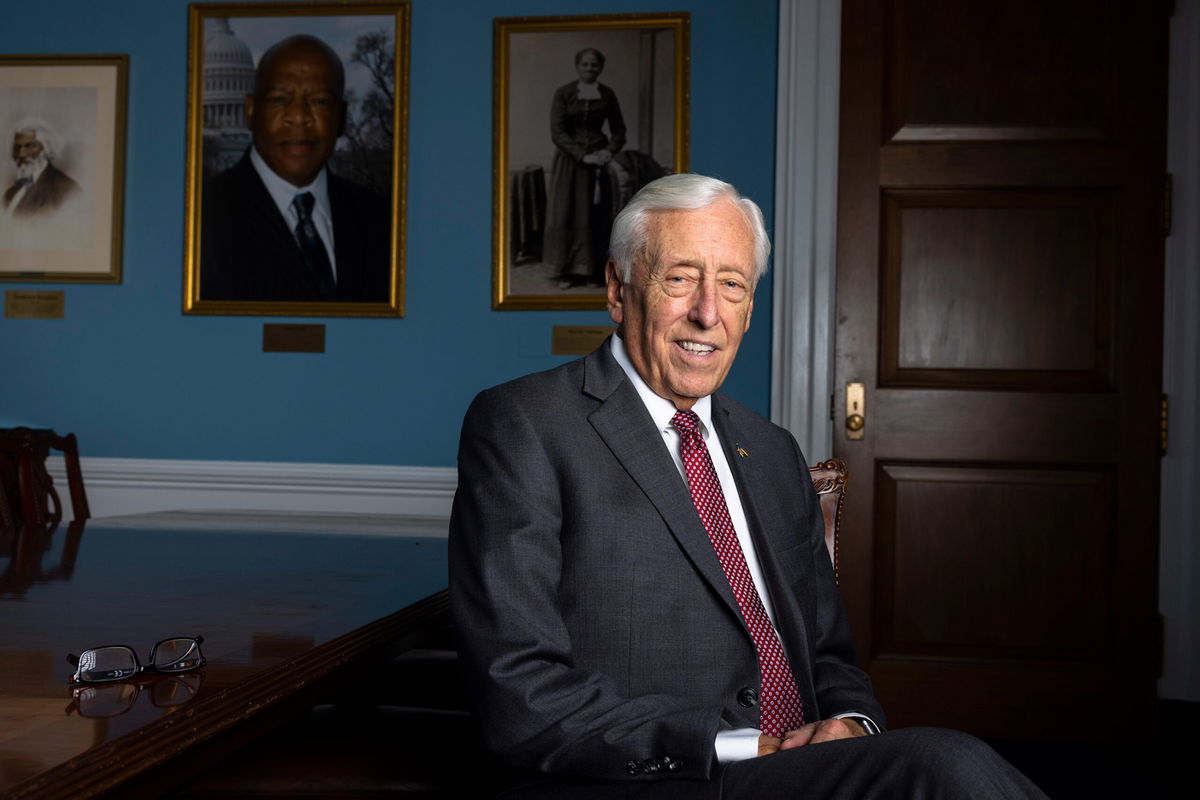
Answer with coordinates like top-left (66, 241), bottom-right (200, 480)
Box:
top-left (552, 325), bottom-right (615, 355)
top-left (263, 323), bottom-right (326, 353)
top-left (5, 290), bottom-right (65, 319)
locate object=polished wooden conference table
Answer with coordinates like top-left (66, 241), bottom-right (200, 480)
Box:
top-left (0, 511), bottom-right (450, 799)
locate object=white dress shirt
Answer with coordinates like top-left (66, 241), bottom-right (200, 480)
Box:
top-left (609, 334), bottom-right (780, 624)
top-left (249, 147), bottom-right (337, 280)
top-left (609, 335), bottom-right (876, 761)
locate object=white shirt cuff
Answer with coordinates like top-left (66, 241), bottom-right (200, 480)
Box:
top-left (714, 715), bottom-right (879, 763)
top-left (714, 728), bottom-right (762, 762)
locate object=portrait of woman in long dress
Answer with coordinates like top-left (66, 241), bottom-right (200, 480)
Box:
top-left (494, 15), bottom-right (687, 308)
top-left (543, 48), bottom-right (626, 290)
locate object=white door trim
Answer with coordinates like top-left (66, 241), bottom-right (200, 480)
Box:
top-left (770, 0), bottom-right (842, 462)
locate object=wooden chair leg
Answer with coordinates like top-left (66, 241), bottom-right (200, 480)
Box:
top-left (14, 444), bottom-right (43, 532)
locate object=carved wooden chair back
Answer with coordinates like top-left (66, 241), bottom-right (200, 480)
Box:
top-left (0, 428), bottom-right (90, 532)
top-left (808, 458), bottom-right (848, 582)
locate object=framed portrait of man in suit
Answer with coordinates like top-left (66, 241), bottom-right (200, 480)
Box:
top-left (0, 55), bottom-right (128, 283)
top-left (183, 1), bottom-right (410, 318)
top-left (492, 13), bottom-right (690, 310)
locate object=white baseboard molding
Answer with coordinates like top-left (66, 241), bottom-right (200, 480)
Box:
top-left (45, 456), bottom-right (457, 533)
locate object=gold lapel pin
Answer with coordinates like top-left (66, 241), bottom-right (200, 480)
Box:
top-left (736, 444), bottom-right (750, 458)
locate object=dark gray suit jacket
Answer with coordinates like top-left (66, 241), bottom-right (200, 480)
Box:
top-left (448, 341), bottom-right (882, 789)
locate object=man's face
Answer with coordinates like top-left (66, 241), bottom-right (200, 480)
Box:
top-left (607, 200), bottom-right (757, 411)
top-left (12, 131), bottom-right (44, 166)
top-left (245, 42), bottom-right (345, 187)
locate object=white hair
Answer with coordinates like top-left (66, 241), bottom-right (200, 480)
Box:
top-left (10, 118), bottom-right (62, 161)
top-left (608, 173), bottom-right (771, 283)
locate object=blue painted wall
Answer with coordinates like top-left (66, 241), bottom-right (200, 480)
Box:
top-left (0, 0), bottom-right (779, 467)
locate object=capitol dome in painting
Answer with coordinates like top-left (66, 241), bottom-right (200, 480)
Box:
top-left (203, 18), bottom-right (254, 131)
top-left (201, 18), bottom-right (254, 173)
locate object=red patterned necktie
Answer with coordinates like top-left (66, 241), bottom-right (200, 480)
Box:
top-left (671, 410), bottom-right (804, 737)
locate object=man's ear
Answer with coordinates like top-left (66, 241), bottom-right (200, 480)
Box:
top-left (605, 260), bottom-right (624, 324)
top-left (243, 94), bottom-right (255, 127)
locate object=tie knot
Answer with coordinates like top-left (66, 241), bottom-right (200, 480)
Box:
top-left (292, 191), bottom-right (316, 220)
top-left (671, 410), bottom-right (702, 438)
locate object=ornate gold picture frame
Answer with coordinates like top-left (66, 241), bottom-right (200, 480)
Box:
top-left (183, 1), bottom-right (410, 317)
top-left (493, 12), bottom-right (690, 310)
top-left (0, 55), bottom-right (128, 283)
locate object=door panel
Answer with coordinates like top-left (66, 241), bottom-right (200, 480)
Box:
top-left (883, 190), bottom-right (1115, 387)
top-left (835, 0), bottom-right (1167, 738)
top-left (885, 0), bottom-right (1112, 142)
top-left (877, 463), bottom-right (1113, 659)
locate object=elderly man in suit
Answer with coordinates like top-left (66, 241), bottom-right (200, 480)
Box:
top-left (449, 174), bottom-right (1046, 798)
top-left (3, 121), bottom-right (80, 218)
top-left (200, 34), bottom-right (390, 303)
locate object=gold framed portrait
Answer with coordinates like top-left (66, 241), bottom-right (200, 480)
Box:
top-left (0, 55), bottom-right (128, 283)
top-left (183, 1), bottom-right (410, 317)
top-left (493, 12), bottom-right (690, 310)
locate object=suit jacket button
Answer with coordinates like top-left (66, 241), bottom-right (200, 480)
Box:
top-left (643, 759), bottom-right (661, 773)
top-left (737, 687), bottom-right (760, 708)
top-left (664, 756), bottom-right (683, 772)
top-left (626, 761), bottom-right (642, 775)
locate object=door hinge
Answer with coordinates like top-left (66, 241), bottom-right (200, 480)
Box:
top-left (1161, 393), bottom-right (1169, 457)
top-left (1165, 173), bottom-right (1173, 237)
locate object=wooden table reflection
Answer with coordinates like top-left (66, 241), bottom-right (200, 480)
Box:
top-left (0, 512), bottom-right (449, 799)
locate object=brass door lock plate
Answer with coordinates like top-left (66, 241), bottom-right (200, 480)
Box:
top-left (845, 382), bottom-right (865, 440)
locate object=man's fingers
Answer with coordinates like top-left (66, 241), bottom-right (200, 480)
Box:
top-left (809, 720), bottom-right (841, 744)
top-left (757, 735), bottom-right (782, 757)
top-left (810, 718), bottom-right (866, 744)
top-left (779, 723), bottom-right (817, 750)
top-left (775, 718), bottom-right (869, 752)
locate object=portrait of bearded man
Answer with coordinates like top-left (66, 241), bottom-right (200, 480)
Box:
top-left (2, 119), bottom-right (81, 218)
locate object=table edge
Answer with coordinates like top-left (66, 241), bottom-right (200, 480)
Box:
top-left (6, 588), bottom-right (450, 799)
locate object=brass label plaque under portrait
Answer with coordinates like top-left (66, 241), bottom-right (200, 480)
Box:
top-left (263, 323), bottom-right (326, 353)
top-left (5, 290), bottom-right (65, 318)
top-left (552, 325), bottom-right (615, 355)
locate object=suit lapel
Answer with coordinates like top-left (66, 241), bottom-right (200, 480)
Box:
top-left (582, 345), bottom-right (744, 621)
top-left (235, 155), bottom-right (325, 298)
top-left (710, 398), bottom-right (778, 553)
top-left (712, 396), bottom-right (816, 678)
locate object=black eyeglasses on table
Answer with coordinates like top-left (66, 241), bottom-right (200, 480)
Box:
top-left (67, 636), bottom-right (206, 684)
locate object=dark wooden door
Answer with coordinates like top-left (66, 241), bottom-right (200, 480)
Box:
top-left (834, 0), bottom-right (1168, 739)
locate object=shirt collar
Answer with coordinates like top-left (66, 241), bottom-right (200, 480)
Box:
top-left (610, 333), bottom-right (713, 438)
top-left (249, 146), bottom-right (331, 221)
